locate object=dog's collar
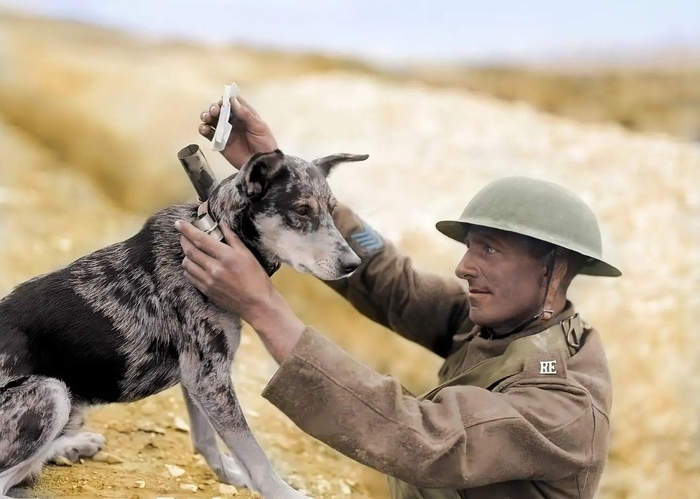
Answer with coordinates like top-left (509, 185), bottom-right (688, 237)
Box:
top-left (196, 200), bottom-right (281, 277)
top-left (197, 199), bottom-right (210, 219)
top-left (193, 200), bottom-right (224, 242)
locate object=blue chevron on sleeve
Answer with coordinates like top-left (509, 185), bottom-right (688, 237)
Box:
top-left (350, 222), bottom-right (384, 253)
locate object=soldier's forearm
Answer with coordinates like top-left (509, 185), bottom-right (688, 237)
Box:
top-left (323, 203), bottom-right (472, 356)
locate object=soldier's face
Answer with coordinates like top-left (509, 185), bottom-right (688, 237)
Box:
top-left (455, 227), bottom-right (550, 334)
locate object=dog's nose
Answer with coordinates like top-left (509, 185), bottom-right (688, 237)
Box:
top-left (341, 262), bottom-right (359, 275)
top-left (340, 254), bottom-right (361, 275)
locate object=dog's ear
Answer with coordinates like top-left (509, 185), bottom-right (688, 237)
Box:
top-left (238, 149), bottom-right (286, 200)
top-left (312, 153), bottom-right (369, 178)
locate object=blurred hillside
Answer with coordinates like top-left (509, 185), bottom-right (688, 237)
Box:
top-left (1, 10), bottom-right (700, 499)
top-left (402, 63), bottom-right (700, 141)
top-left (184, 46), bottom-right (700, 142)
top-left (271, 49), bottom-right (700, 141)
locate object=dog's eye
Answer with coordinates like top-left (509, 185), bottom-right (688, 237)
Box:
top-left (294, 205), bottom-right (312, 217)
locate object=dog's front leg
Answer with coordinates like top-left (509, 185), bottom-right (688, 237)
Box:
top-left (181, 385), bottom-right (247, 486)
top-left (180, 354), bottom-right (309, 499)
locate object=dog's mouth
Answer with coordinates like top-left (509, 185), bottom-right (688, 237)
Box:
top-left (286, 261), bottom-right (335, 278)
top-left (274, 257), bottom-right (309, 275)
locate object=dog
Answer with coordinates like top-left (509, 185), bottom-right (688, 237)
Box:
top-left (0, 149), bottom-right (367, 499)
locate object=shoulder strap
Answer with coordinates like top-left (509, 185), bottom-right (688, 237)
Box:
top-left (419, 314), bottom-right (584, 401)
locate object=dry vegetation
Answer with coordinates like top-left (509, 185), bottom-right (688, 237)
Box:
top-left (398, 64), bottom-right (700, 140)
top-left (1, 10), bottom-right (699, 499)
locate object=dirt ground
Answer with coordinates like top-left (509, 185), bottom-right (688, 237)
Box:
top-left (28, 327), bottom-right (377, 499)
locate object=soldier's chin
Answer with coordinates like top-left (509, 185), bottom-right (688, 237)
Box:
top-left (468, 309), bottom-right (499, 328)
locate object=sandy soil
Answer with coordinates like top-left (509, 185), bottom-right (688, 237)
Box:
top-left (28, 328), bottom-right (374, 499)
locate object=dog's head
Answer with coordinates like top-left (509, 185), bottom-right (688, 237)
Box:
top-left (208, 150), bottom-right (367, 280)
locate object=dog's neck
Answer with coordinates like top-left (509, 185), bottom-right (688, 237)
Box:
top-left (200, 182), bottom-right (280, 277)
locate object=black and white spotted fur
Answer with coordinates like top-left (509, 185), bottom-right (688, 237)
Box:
top-left (0, 150), bottom-right (367, 499)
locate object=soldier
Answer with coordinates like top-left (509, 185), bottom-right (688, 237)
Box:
top-left (175, 95), bottom-right (620, 499)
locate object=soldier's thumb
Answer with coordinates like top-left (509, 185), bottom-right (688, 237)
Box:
top-left (231, 97), bottom-right (254, 122)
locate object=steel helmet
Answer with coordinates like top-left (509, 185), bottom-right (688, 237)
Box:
top-left (435, 176), bottom-right (621, 277)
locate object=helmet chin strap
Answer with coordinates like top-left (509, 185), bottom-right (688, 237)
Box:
top-left (534, 249), bottom-right (569, 322)
top-left (484, 249), bottom-right (569, 339)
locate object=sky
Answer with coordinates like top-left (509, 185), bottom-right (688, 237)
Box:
top-left (1, 0), bottom-right (698, 64)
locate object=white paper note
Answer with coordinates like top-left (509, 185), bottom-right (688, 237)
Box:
top-left (211, 82), bottom-right (240, 151)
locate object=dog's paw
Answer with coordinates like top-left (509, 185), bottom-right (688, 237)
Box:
top-left (214, 454), bottom-right (249, 488)
top-left (5, 485), bottom-right (46, 498)
top-left (49, 432), bottom-right (106, 463)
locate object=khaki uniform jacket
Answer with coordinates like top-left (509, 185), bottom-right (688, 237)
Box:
top-left (261, 205), bottom-right (613, 499)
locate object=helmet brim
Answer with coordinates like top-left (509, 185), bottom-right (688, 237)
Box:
top-left (435, 219), bottom-right (622, 278)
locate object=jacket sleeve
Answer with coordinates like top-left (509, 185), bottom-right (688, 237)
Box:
top-left (323, 203), bottom-right (472, 357)
top-left (262, 328), bottom-right (597, 489)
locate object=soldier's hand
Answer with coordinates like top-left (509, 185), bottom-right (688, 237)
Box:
top-left (199, 95), bottom-right (278, 169)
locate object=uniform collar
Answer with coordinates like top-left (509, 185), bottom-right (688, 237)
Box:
top-left (479, 301), bottom-right (577, 341)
